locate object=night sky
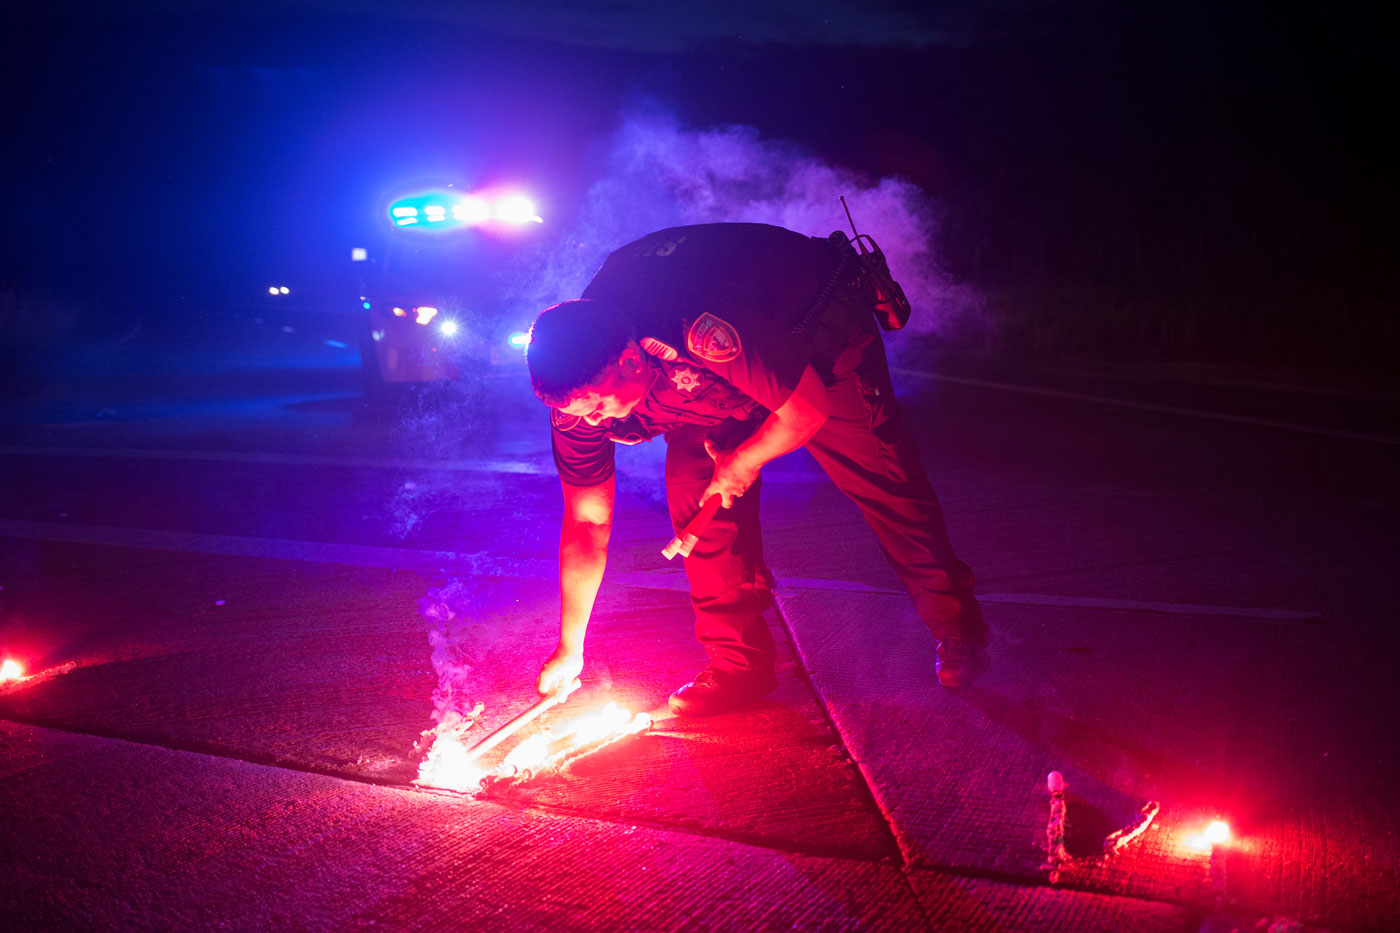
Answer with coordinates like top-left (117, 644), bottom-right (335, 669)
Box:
top-left (2, 0), bottom-right (1393, 370)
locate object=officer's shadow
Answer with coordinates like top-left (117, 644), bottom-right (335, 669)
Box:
top-left (512, 697), bottom-right (892, 857)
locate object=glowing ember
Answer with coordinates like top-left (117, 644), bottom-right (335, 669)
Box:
top-left (1183, 818), bottom-right (1235, 902)
top-left (0, 659), bottom-right (23, 682)
top-left (416, 729), bottom-right (490, 792)
top-left (499, 733), bottom-right (553, 776)
top-left (563, 701), bottom-right (634, 746)
top-left (1203, 821), bottom-right (1232, 905)
top-left (416, 696), bottom-right (651, 793)
top-left (1184, 819), bottom-right (1232, 852)
top-left (1102, 800), bottom-right (1161, 858)
top-left (485, 701), bottom-right (652, 788)
top-left (414, 701), bottom-right (488, 792)
top-left (497, 702), bottom-right (645, 780)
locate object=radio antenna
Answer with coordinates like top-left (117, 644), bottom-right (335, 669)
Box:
top-left (839, 196), bottom-right (870, 255)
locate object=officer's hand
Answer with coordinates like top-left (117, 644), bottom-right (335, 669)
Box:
top-left (703, 439), bottom-right (760, 509)
top-left (536, 645), bottom-right (584, 696)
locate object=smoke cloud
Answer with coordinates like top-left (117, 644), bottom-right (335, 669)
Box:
top-left (414, 576), bottom-right (491, 750)
top-left (397, 109), bottom-right (984, 537)
top-left (418, 578), bottom-right (483, 714)
top-left (506, 108), bottom-right (984, 341)
top-left (385, 379), bottom-right (502, 541)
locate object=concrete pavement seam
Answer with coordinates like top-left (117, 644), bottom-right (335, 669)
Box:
top-left (765, 603), bottom-right (908, 863)
top-left (761, 602), bottom-right (939, 929)
top-left (0, 711), bottom-right (904, 866)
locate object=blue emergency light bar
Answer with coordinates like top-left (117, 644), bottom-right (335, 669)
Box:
top-left (388, 192), bottom-right (542, 228)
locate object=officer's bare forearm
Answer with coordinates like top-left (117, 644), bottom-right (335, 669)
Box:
top-left (556, 478), bottom-right (615, 656)
top-left (558, 519), bottom-right (608, 654)
top-left (731, 365), bottom-right (831, 472)
top-left (731, 416), bottom-right (819, 474)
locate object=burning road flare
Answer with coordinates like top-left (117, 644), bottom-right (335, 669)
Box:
top-left (455, 678), bottom-right (582, 767)
top-left (480, 701), bottom-right (652, 792)
top-left (1044, 771), bottom-right (1072, 883)
top-left (413, 682), bottom-right (652, 795)
top-left (1042, 771), bottom-right (1161, 883)
top-left (414, 701), bottom-right (489, 793)
top-left (1103, 800), bottom-right (1161, 858)
top-left (0, 659), bottom-right (77, 691)
top-left (1196, 820), bottom-right (1232, 905)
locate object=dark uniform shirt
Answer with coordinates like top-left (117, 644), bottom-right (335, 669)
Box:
top-left (551, 223), bottom-right (844, 487)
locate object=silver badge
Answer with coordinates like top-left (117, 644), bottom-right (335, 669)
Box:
top-left (669, 366), bottom-right (703, 393)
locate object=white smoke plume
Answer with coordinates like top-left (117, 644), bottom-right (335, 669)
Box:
top-left (507, 109), bottom-right (984, 340)
top-left (385, 380), bottom-right (503, 541)
top-left (414, 575), bottom-right (502, 780)
top-left (415, 578), bottom-right (489, 735)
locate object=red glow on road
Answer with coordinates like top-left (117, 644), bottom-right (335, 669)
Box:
top-left (1184, 820), bottom-right (1232, 852)
top-left (492, 700), bottom-right (655, 778)
top-left (416, 731), bottom-right (490, 792)
top-left (493, 701), bottom-right (651, 781)
top-left (416, 699), bottom-right (652, 793)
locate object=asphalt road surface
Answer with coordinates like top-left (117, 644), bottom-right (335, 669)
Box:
top-left (2, 313), bottom-right (1397, 931)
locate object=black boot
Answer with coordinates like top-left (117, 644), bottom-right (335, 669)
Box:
top-left (936, 637), bottom-right (990, 687)
top-left (668, 667), bottom-right (778, 717)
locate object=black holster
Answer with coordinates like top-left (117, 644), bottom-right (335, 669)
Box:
top-left (793, 231), bottom-right (912, 335)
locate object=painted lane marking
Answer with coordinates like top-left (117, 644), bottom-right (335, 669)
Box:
top-left (0, 446), bottom-right (553, 475)
top-left (0, 445), bottom-right (824, 484)
top-left (1, 519), bottom-right (1317, 622)
top-left (974, 591), bottom-right (1320, 622)
top-left (0, 518), bottom-right (509, 573)
top-left (893, 369), bottom-right (1400, 447)
top-left (0, 518), bottom-right (690, 594)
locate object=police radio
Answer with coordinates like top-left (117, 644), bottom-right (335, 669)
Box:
top-left (839, 196), bottom-right (912, 331)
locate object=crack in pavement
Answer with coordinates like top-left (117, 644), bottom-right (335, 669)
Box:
top-left (0, 709), bottom-right (893, 865)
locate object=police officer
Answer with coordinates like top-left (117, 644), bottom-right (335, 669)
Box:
top-left (527, 222), bottom-right (988, 716)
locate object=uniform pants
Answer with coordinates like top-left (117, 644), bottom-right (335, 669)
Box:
top-left (665, 424), bottom-right (777, 674)
top-left (664, 289), bottom-right (985, 675)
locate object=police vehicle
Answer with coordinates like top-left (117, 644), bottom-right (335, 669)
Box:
top-left (356, 187), bottom-right (542, 396)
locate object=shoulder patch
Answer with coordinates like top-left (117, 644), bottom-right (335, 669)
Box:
top-left (550, 408), bottom-right (582, 432)
top-left (686, 312), bottom-right (742, 363)
top-left (640, 336), bottom-right (679, 361)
